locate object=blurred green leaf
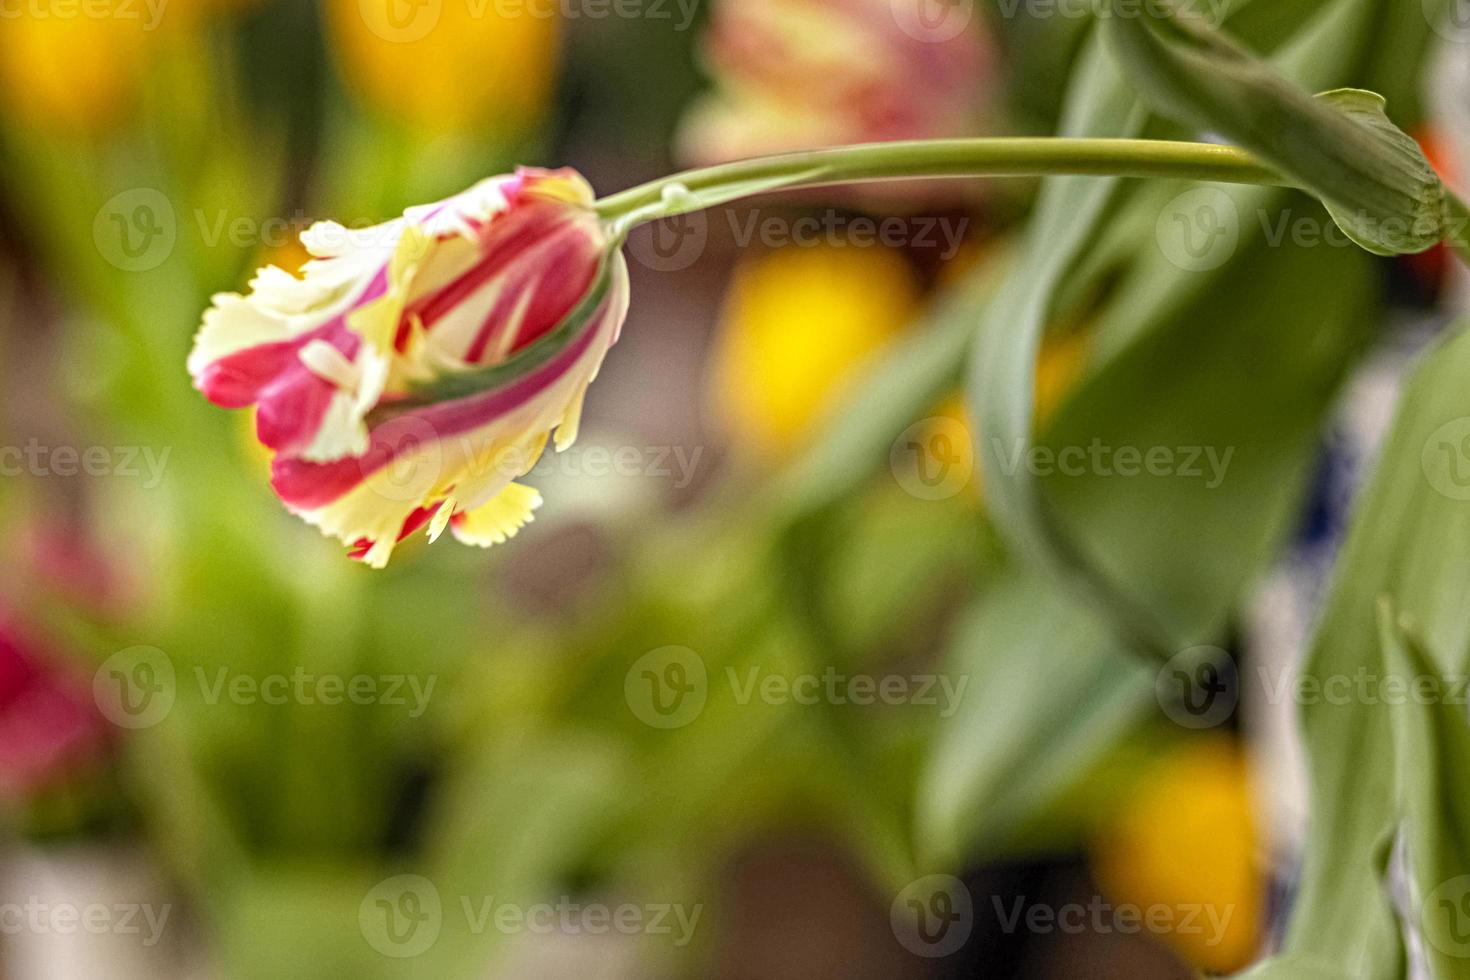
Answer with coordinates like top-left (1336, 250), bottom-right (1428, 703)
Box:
top-left (1281, 320), bottom-right (1470, 978)
top-left (1379, 602), bottom-right (1470, 980)
top-left (971, 27), bottom-right (1155, 646)
top-left (1042, 193), bottom-right (1376, 645)
top-left (918, 571), bottom-right (1153, 866)
top-left (1237, 956), bottom-right (1349, 979)
top-left (973, 0), bottom-right (1404, 656)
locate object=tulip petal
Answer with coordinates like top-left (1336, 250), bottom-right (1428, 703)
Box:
top-left (450, 483), bottom-right (543, 548)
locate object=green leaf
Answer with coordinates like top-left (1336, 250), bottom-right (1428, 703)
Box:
top-left (1041, 195), bottom-right (1376, 645)
top-left (1235, 956), bottom-right (1351, 979)
top-left (974, 0), bottom-right (1386, 656)
top-left (1379, 603), bottom-right (1470, 980)
top-left (1103, 1), bottom-right (1446, 255)
top-left (1282, 320), bottom-right (1470, 978)
top-left (972, 27), bottom-right (1159, 648)
top-left (918, 571), bottom-right (1153, 866)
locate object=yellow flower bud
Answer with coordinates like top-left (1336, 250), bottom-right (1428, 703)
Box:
top-left (1091, 737), bottom-right (1265, 973)
top-left (323, 0), bottom-right (561, 133)
top-left (710, 242), bottom-right (919, 458)
top-left (0, 0), bottom-right (162, 135)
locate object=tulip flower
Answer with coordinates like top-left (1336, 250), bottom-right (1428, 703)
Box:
top-left (678, 0), bottom-right (993, 166)
top-left (190, 167), bottom-right (627, 568)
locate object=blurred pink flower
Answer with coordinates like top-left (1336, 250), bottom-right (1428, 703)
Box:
top-left (678, 0), bottom-right (994, 166)
top-left (189, 168), bottom-right (628, 567)
top-left (17, 518), bottom-right (139, 621)
top-left (0, 621), bottom-right (110, 800)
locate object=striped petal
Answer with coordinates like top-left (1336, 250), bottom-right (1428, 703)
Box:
top-left (188, 166), bottom-right (627, 567)
top-left (271, 256), bottom-right (629, 567)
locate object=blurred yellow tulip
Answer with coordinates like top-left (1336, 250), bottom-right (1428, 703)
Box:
top-left (710, 241), bottom-right (919, 458)
top-left (1091, 737), bottom-right (1265, 974)
top-left (324, 0), bottom-right (561, 132)
top-left (1035, 327), bottom-right (1088, 428)
top-left (0, 0), bottom-right (166, 135)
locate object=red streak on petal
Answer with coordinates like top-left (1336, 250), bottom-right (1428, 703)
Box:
top-left (347, 500), bottom-right (446, 561)
top-left (197, 267), bottom-right (387, 456)
top-left (463, 231), bottom-right (601, 363)
top-left (272, 305), bottom-right (607, 511)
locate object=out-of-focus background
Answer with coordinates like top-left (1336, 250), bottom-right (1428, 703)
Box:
top-left (0, 1), bottom-right (1466, 977)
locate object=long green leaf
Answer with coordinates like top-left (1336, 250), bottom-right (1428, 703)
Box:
top-left (1275, 321), bottom-right (1470, 978)
top-left (1380, 602), bottom-right (1470, 980)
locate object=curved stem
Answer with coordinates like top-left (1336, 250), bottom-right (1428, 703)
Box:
top-left (594, 137), bottom-right (1289, 231)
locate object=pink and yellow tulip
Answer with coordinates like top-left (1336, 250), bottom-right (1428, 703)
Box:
top-left (679, 0), bottom-right (993, 165)
top-left (189, 168), bottom-right (627, 567)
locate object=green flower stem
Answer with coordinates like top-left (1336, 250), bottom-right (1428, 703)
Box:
top-left (594, 137), bottom-right (1290, 231)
